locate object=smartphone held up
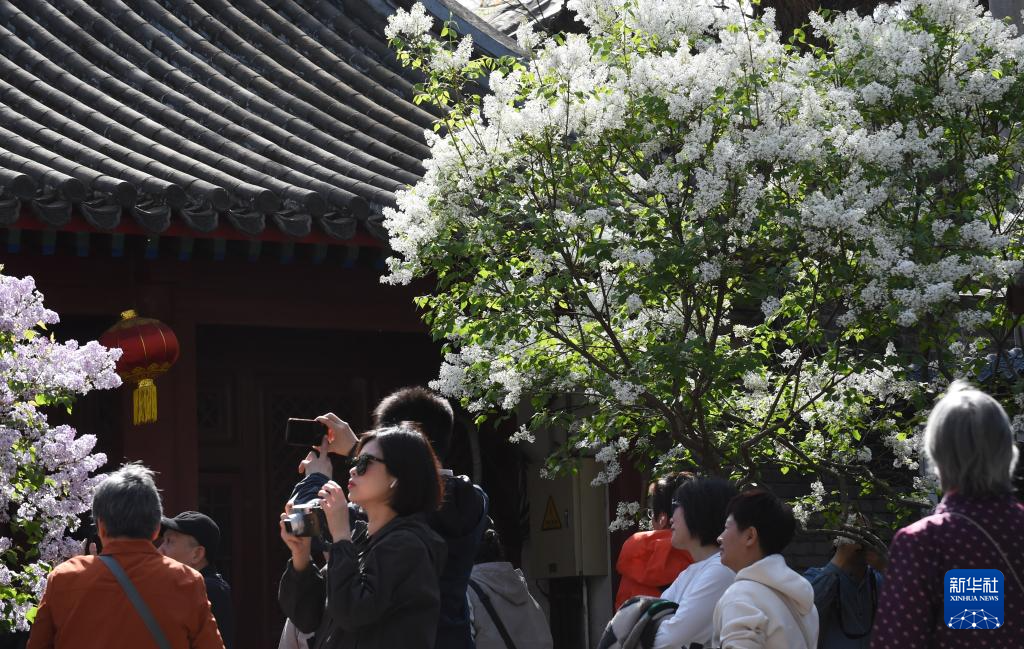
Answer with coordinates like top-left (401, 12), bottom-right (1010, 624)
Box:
top-left (285, 418), bottom-right (328, 447)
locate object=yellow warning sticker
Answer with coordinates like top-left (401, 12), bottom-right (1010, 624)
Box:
top-left (541, 495), bottom-right (562, 531)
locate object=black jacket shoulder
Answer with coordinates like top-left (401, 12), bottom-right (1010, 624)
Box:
top-left (279, 513), bottom-right (446, 649)
top-left (432, 474), bottom-right (486, 538)
top-left (201, 567), bottom-right (234, 649)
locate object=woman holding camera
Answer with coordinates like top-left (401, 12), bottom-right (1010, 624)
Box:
top-left (279, 423), bottom-right (447, 649)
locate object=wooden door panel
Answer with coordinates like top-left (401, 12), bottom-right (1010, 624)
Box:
top-left (195, 325), bottom-right (439, 649)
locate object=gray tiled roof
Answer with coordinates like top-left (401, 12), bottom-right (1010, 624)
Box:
top-left (0, 0), bottom-right (452, 240)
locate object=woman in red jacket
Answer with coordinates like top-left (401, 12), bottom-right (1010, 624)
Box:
top-left (614, 473), bottom-right (694, 609)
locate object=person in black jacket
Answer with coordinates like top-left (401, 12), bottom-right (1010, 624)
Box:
top-left (159, 511), bottom-right (235, 649)
top-left (300, 387), bottom-right (489, 649)
top-left (278, 423), bottom-right (447, 649)
top-left (372, 387), bottom-right (489, 649)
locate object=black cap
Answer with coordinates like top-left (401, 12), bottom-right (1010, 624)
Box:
top-left (161, 511), bottom-right (220, 562)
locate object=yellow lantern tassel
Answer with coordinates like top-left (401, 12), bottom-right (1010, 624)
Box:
top-left (133, 378), bottom-right (158, 425)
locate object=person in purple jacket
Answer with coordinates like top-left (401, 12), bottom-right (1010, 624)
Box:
top-left (872, 381), bottom-right (1022, 649)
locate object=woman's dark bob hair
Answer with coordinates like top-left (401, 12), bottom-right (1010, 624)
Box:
top-left (673, 476), bottom-right (738, 546)
top-left (355, 423), bottom-right (444, 516)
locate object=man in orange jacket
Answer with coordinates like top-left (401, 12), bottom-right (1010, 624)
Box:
top-left (614, 473), bottom-right (694, 610)
top-left (27, 464), bottom-right (225, 649)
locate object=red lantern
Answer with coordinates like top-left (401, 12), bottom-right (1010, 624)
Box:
top-left (99, 310), bottom-right (180, 425)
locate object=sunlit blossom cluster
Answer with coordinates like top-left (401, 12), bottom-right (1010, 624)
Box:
top-left (384, 0), bottom-right (1024, 533)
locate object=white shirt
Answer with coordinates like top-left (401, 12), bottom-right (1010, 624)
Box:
top-left (653, 551), bottom-right (736, 649)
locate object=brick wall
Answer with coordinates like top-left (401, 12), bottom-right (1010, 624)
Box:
top-left (764, 467), bottom-right (909, 573)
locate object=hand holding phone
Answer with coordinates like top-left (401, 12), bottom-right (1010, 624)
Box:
top-left (315, 413), bottom-right (359, 456)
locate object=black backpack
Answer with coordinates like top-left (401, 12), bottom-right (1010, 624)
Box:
top-left (597, 596), bottom-right (680, 649)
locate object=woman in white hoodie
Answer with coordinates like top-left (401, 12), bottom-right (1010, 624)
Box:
top-left (713, 489), bottom-right (819, 649)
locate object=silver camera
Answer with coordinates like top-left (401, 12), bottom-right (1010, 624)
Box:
top-left (284, 501), bottom-right (326, 538)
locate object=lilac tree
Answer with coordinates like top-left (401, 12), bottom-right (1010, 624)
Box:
top-left (383, 0), bottom-right (1024, 544)
top-left (0, 270), bottom-right (121, 632)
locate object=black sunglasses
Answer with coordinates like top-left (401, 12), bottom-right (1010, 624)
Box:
top-left (353, 453), bottom-right (387, 476)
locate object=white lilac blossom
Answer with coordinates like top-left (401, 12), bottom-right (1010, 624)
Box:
top-left (384, 0), bottom-right (1024, 545)
top-left (508, 425), bottom-right (536, 444)
top-left (0, 270), bottom-right (120, 632)
top-left (624, 294), bottom-right (644, 314)
top-left (742, 371), bottom-right (769, 393)
top-left (383, 3), bottom-right (433, 43)
top-left (761, 296), bottom-right (781, 319)
top-left (592, 438), bottom-right (630, 486)
top-left (791, 502), bottom-right (811, 527)
top-left (913, 473), bottom-right (941, 498)
top-left (886, 428), bottom-right (921, 470)
top-left (608, 500), bottom-right (641, 532)
top-left (610, 379), bottom-right (643, 405)
top-left (790, 482), bottom-right (829, 529)
top-left (431, 35), bottom-right (473, 74)
top-left (514, 22), bottom-right (542, 51)
top-left (697, 260), bottom-right (721, 282)
top-left (429, 342), bottom-right (530, 411)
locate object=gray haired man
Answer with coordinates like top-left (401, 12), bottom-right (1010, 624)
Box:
top-left (27, 464), bottom-right (225, 649)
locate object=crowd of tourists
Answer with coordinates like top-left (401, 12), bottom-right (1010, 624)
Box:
top-left (610, 381), bottom-right (1021, 649)
top-left (23, 381), bottom-right (1022, 649)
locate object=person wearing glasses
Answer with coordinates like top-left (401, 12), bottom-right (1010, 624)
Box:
top-left (286, 386), bottom-right (488, 649)
top-left (370, 387), bottom-right (489, 649)
top-left (614, 472), bottom-right (695, 609)
top-left (278, 423), bottom-right (447, 649)
top-left (652, 476), bottom-right (738, 649)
